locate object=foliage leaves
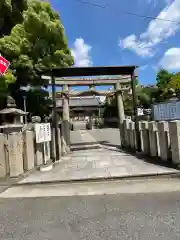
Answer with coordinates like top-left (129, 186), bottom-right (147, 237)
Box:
top-left (0, 0), bottom-right (74, 87)
top-left (156, 69), bottom-right (173, 90)
top-left (0, 0), bottom-right (27, 37)
top-left (0, 0), bottom-right (74, 117)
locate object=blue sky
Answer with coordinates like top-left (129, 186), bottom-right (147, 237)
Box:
top-left (50, 0), bottom-right (180, 85)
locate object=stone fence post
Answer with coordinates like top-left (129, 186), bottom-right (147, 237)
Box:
top-left (157, 121), bottom-right (170, 161)
top-left (8, 132), bottom-right (24, 177)
top-left (35, 142), bottom-right (43, 166)
top-left (123, 119), bottom-right (131, 148)
top-left (129, 121), bottom-right (136, 150)
top-left (148, 121), bottom-right (159, 157)
top-left (120, 122), bottom-right (125, 148)
top-left (50, 127), bottom-right (56, 160)
top-left (0, 134), bottom-right (7, 178)
top-left (139, 121), bottom-right (149, 154)
top-left (57, 127), bottom-right (61, 158)
top-left (169, 120), bottom-right (180, 165)
top-left (23, 130), bottom-right (35, 171)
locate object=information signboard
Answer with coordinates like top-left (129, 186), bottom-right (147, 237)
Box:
top-left (152, 101), bottom-right (180, 121)
top-left (35, 123), bottom-right (51, 143)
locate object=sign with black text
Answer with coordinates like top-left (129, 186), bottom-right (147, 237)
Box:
top-left (35, 123), bottom-right (51, 143)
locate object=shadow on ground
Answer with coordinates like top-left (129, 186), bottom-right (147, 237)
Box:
top-left (70, 141), bottom-right (107, 151)
top-left (101, 142), bottom-right (178, 171)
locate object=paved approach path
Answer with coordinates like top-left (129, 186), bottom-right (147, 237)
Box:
top-left (19, 129), bottom-right (179, 185)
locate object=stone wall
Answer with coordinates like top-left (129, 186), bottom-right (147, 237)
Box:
top-left (121, 120), bottom-right (180, 166)
top-left (0, 122), bottom-right (71, 178)
top-left (0, 128), bottom-right (53, 178)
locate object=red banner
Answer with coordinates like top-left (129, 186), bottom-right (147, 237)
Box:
top-left (0, 55), bottom-right (10, 75)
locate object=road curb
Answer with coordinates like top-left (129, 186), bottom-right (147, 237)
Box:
top-left (14, 172), bottom-right (180, 187)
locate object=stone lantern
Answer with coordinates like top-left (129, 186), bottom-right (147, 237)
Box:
top-left (0, 96), bottom-right (28, 134)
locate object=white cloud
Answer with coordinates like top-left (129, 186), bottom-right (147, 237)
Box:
top-left (119, 0), bottom-right (180, 57)
top-left (139, 65), bottom-right (148, 71)
top-left (159, 48), bottom-right (180, 70)
top-left (71, 38), bottom-right (92, 67)
top-left (119, 35), bottom-right (154, 57)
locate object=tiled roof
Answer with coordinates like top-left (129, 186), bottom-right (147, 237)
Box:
top-left (56, 97), bottom-right (103, 107)
top-left (0, 108), bottom-right (28, 115)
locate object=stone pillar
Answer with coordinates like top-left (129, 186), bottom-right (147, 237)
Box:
top-left (46, 142), bottom-right (51, 160)
top-left (50, 127), bottom-right (56, 160)
top-left (115, 81), bottom-right (125, 147)
top-left (0, 134), bottom-right (7, 177)
top-left (139, 122), bottom-right (143, 153)
top-left (42, 142), bottom-right (51, 165)
top-left (139, 121), bottom-right (149, 155)
top-left (60, 126), bottom-right (66, 156)
top-left (35, 143), bottom-right (43, 166)
top-left (148, 121), bottom-right (159, 157)
top-left (8, 132), bottom-right (24, 177)
top-left (23, 130), bottom-right (35, 171)
top-left (62, 84), bottom-right (70, 154)
top-left (123, 119), bottom-right (131, 148)
top-left (57, 127), bottom-right (61, 158)
top-left (169, 120), bottom-right (180, 165)
top-left (157, 121), bottom-right (170, 161)
top-left (4, 135), bottom-right (10, 175)
top-left (129, 121), bottom-right (136, 150)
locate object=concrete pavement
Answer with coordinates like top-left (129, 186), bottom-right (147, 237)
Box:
top-left (1, 190), bottom-right (180, 239)
top-left (2, 178), bottom-right (180, 198)
top-left (18, 129), bottom-right (179, 185)
top-left (1, 129), bottom-right (180, 240)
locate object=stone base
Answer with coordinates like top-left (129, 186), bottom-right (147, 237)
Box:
top-left (38, 160), bottom-right (53, 172)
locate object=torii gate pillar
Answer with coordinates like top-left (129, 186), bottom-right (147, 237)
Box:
top-left (115, 81), bottom-right (125, 147)
top-left (62, 84), bottom-right (70, 154)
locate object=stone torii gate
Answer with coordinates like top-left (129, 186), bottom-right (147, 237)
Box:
top-left (41, 66), bottom-right (139, 161)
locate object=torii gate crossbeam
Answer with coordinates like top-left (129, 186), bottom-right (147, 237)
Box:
top-left (41, 66), bottom-right (141, 161)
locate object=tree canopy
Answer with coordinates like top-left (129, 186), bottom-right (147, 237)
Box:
top-left (0, 0), bottom-right (74, 118)
top-left (0, 0), bottom-right (27, 37)
top-left (0, 0), bottom-right (74, 87)
top-left (167, 72), bottom-right (180, 95)
top-left (156, 69), bottom-right (173, 90)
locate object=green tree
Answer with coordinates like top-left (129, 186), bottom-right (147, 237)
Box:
top-left (0, 0), bottom-right (74, 116)
top-left (104, 84), bottom-right (159, 119)
top-left (154, 69), bottom-right (174, 102)
top-left (17, 87), bottom-right (52, 118)
top-left (137, 86), bottom-right (159, 108)
top-left (156, 69), bottom-right (173, 90)
top-left (0, 0), bottom-right (27, 37)
top-left (0, 0), bottom-right (74, 87)
top-left (167, 72), bottom-right (180, 98)
top-left (0, 70), bottom-right (16, 109)
top-left (0, 0), bottom-right (27, 108)
top-left (168, 72), bottom-right (180, 90)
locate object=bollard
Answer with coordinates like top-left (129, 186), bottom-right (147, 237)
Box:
top-left (148, 121), bottom-right (158, 157)
top-left (157, 121), bottom-right (170, 161)
top-left (169, 120), bottom-right (180, 165)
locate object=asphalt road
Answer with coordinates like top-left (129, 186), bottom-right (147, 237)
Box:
top-left (1, 191), bottom-right (180, 239)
